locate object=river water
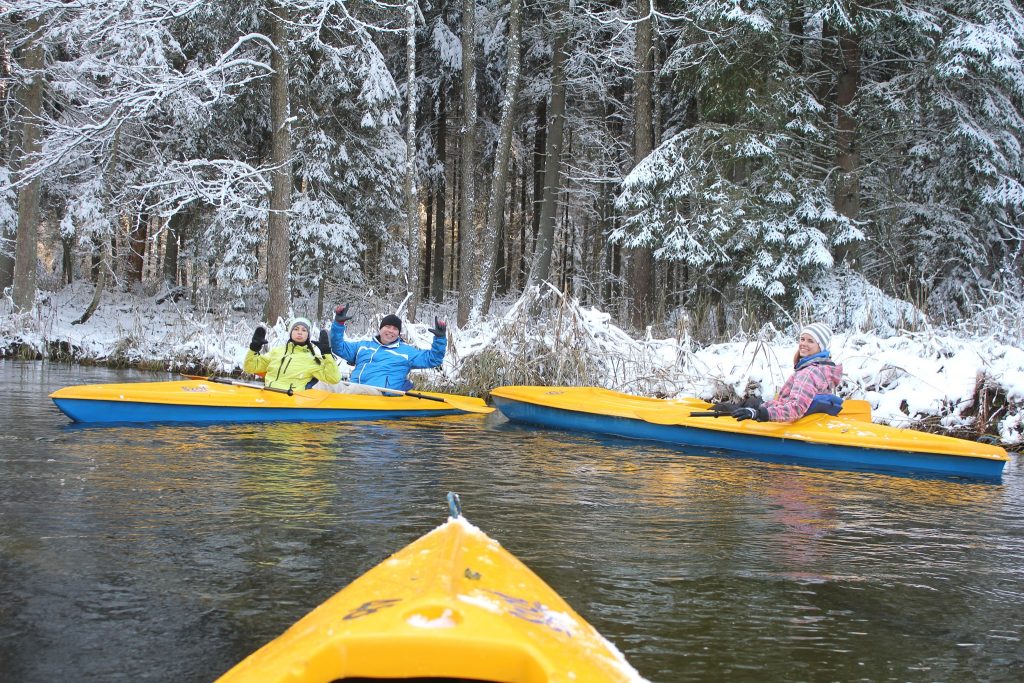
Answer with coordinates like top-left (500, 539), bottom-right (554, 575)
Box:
top-left (1, 361), bottom-right (1022, 682)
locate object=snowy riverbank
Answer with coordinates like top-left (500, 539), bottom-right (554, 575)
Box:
top-left (3, 283), bottom-right (1022, 446)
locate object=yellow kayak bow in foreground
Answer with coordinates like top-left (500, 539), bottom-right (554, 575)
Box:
top-left (216, 494), bottom-right (647, 683)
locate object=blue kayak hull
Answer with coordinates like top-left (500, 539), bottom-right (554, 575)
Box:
top-left (53, 398), bottom-right (462, 425)
top-left (492, 396), bottom-right (1005, 480)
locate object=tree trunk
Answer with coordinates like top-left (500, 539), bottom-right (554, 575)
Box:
top-left (450, 148), bottom-right (459, 291)
top-left (316, 277), bottom-right (325, 321)
top-left (456, 0), bottom-right (477, 326)
top-left (500, 162), bottom-right (515, 295)
top-left (476, 0), bottom-right (523, 317)
top-left (164, 210), bottom-right (184, 288)
top-left (431, 79), bottom-right (447, 301)
top-left (787, 1), bottom-right (805, 69)
top-left (527, 3), bottom-right (570, 287)
top-left (61, 236), bottom-right (74, 285)
top-left (11, 17), bottom-right (44, 312)
top-left (834, 27), bottom-right (860, 266)
top-left (817, 20), bottom-right (837, 125)
top-left (74, 236), bottom-right (112, 325)
top-left (516, 161), bottom-right (528, 290)
top-left (404, 0), bottom-right (420, 322)
top-left (423, 190), bottom-right (433, 300)
top-left (0, 33), bottom-right (12, 289)
top-left (127, 207), bottom-right (148, 285)
top-left (628, 0), bottom-right (655, 330)
top-left (265, 2), bottom-right (293, 325)
top-left (531, 99), bottom-right (546, 251)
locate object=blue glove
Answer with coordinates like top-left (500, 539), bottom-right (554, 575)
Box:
top-left (334, 305), bottom-right (352, 324)
top-left (733, 406), bottom-right (770, 422)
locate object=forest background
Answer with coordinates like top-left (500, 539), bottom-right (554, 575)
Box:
top-left (1, 1), bottom-right (1023, 442)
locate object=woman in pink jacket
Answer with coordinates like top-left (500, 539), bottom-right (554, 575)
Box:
top-left (732, 323), bottom-right (843, 423)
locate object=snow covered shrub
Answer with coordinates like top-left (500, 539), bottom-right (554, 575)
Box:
top-left (458, 285), bottom-right (678, 395)
top-left (957, 278), bottom-right (1024, 344)
top-left (796, 266), bottom-right (925, 335)
top-left (456, 287), bottom-right (605, 392)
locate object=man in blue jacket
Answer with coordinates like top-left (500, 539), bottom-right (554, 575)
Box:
top-left (329, 306), bottom-right (447, 394)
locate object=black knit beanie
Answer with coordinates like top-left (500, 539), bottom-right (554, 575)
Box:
top-left (379, 314), bottom-right (402, 332)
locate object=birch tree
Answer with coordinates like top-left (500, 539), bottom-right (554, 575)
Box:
top-left (474, 0), bottom-right (523, 318)
top-left (404, 0), bottom-right (421, 321)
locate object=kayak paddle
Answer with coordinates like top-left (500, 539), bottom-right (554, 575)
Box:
top-left (182, 374), bottom-right (297, 396)
top-left (636, 399), bottom-right (873, 424)
top-left (183, 375), bottom-right (492, 414)
top-left (334, 380), bottom-right (494, 414)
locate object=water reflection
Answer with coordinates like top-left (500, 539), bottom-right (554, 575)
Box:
top-left (1, 361), bottom-right (1022, 683)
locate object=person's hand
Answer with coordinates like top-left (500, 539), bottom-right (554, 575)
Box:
top-left (334, 305), bottom-right (353, 324)
top-left (249, 326), bottom-right (267, 353)
top-left (732, 406), bottom-right (770, 422)
top-left (428, 317), bottom-right (447, 338)
top-left (314, 330), bottom-right (332, 356)
top-left (711, 402), bottom-right (737, 415)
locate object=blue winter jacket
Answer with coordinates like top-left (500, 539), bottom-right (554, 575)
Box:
top-left (330, 321), bottom-right (447, 390)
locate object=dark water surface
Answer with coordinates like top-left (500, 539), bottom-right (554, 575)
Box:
top-left (1, 361), bottom-right (1022, 682)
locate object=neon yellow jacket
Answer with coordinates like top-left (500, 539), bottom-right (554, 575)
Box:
top-left (244, 341), bottom-right (341, 391)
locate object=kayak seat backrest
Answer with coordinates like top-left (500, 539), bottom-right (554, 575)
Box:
top-left (804, 393), bottom-right (843, 416)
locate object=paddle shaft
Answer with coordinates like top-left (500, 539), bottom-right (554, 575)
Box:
top-left (336, 380), bottom-right (446, 404)
top-left (688, 411), bottom-right (727, 418)
top-left (183, 374), bottom-right (295, 396)
top-left (334, 380), bottom-right (492, 414)
top-left (183, 375), bottom-right (490, 414)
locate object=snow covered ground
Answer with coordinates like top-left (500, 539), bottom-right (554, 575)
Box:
top-left (3, 282), bottom-right (1022, 446)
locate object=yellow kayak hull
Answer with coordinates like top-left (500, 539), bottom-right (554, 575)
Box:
top-left (216, 516), bottom-right (646, 683)
top-left (490, 386), bottom-right (1008, 479)
top-left (50, 379), bottom-right (491, 424)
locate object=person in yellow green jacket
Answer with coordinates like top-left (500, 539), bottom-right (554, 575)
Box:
top-left (243, 317), bottom-right (341, 391)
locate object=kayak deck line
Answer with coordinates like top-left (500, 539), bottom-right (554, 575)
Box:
top-left (50, 379), bottom-right (492, 425)
top-left (215, 492), bottom-right (648, 683)
top-left (490, 386), bottom-right (1008, 479)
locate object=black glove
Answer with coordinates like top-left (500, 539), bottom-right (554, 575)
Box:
top-left (733, 406), bottom-right (770, 422)
top-left (249, 326), bottom-right (267, 353)
top-left (428, 316), bottom-right (447, 338)
top-left (314, 330), bottom-right (332, 356)
top-left (334, 305), bottom-right (353, 324)
top-left (711, 402), bottom-right (737, 415)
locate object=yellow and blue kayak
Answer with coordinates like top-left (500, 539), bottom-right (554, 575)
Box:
top-left (216, 494), bottom-right (647, 683)
top-left (490, 386), bottom-right (1009, 480)
top-left (50, 378), bottom-right (492, 424)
